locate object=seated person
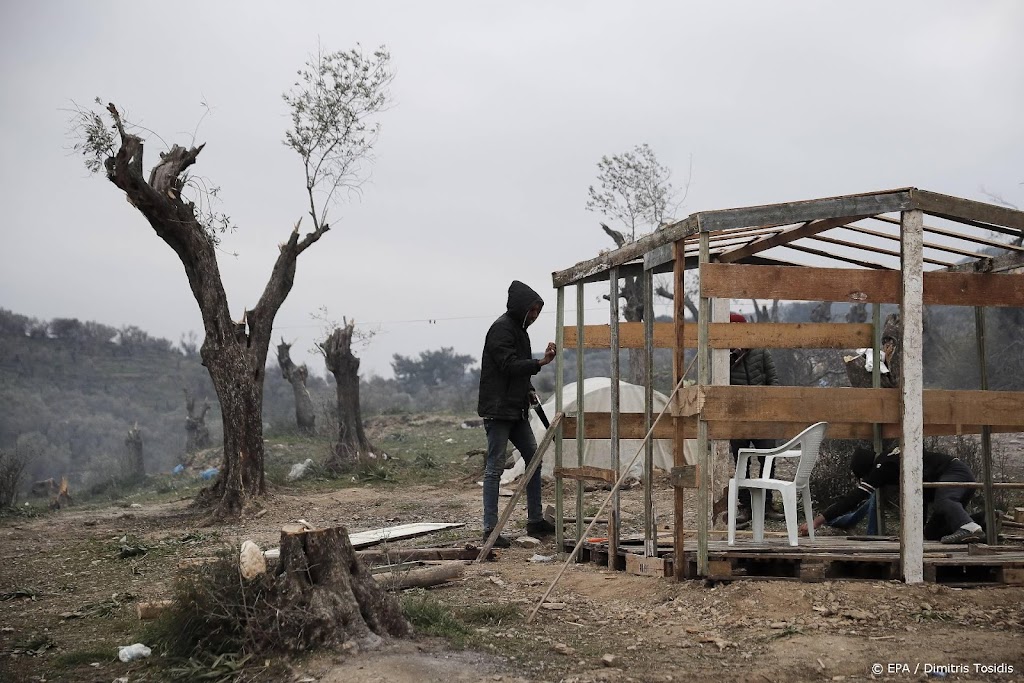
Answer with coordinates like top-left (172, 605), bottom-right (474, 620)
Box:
top-left (800, 446), bottom-right (984, 544)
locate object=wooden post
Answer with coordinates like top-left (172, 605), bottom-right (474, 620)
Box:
top-left (643, 267), bottom-right (656, 557)
top-left (710, 297), bottom-right (729, 516)
top-left (555, 286), bottom-right (565, 553)
top-left (974, 306), bottom-right (998, 546)
top-left (900, 209), bottom-right (925, 583)
top-left (609, 267), bottom-right (621, 567)
top-left (697, 229), bottom-right (711, 576)
top-left (872, 303), bottom-right (886, 535)
top-left (576, 283), bottom-right (586, 544)
top-left (672, 240), bottom-right (688, 580)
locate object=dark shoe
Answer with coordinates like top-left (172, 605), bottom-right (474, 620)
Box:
top-left (483, 530), bottom-right (512, 548)
top-left (735, 508), bottom-right (752, 525)
top-left (765, 509), bottom-right (787, 521)
top-left (940, 527), bottom-right (985, 544)
top-left (526, 519), bottom-right (556, 537)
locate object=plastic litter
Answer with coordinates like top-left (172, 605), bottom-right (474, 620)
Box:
top-left (199, 467), bottom-right (219, 480)
top-left (117, 643), bottom-right (152, 662)
top-left (529, 554), bottom-right (554, 563)
top-left (287, 458), bottom-right (314, 482)
top-left (172, 464), bottom-right (184, 474)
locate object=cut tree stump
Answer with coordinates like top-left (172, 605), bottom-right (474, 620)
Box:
top-left (273, 525), bottom-right (410, 649)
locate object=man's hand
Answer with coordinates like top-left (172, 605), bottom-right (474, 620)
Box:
top-left (539, 342), bottom-right (557, 366)
top-left (529, 390), bottom-right (539, 406)
top-left (799, 514), bottom-right (826, 536)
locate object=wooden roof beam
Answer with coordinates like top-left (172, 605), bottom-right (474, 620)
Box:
top-left (911, 188), bottom-right (1024, 232)
top-left (717, 214), bottom-right (877, 263)
top-left (778, 243), bottom-right (893, 270)
top-left (806, 234), bottom-right (955, 268)
top-left (871, 215), bottom-right (1024, 253)
top-left (844, 224), bottom-right (996, 261)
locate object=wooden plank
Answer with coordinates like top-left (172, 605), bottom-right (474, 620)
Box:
top-left (702, 263), bottom-right (1024, 307)
top-left (563, 413), bottom-right (674, 439)
top-left (702, 263), bottom-right (900, 303)
top-left (699, 189), bottom-right (913, 232)
top-left (944, 250), bottom-right (1024, 275)
top-left (718, 214), bottom-right (877, 263)
top-left (872, 214), bottom-right (1024, 253)
top-left (849, 222), bottom-right (1002, 261)
top-left (564, 413), bottom-right (1021, 441)
top-left (555, 466), bottom-right (617, 483)
top-left (349, 523), bottom-right (466, 549)
top-left (678, 386), bottom-right (1024, 428)
top-left (912, 188), bottom-right (1024, 231)
top-left (564, 321), bottom-right (874, 349)
top-left (921, 271), bottom-right (1024, 307)
top-left (625, 553), bottom-right (669, 577)
top-left (552, 216), bottom-right (698, 287)
top-left (807, 233), bottom-right (955, 268)
top-left (564, 322), bottom-right (673, 349)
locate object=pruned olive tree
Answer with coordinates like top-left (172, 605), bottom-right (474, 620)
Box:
top-left (70, 45), bottom-right (393, 518)
top-left (586, 144), bottom-right (695, 383)
top-left (317, 318), bottom-right (376, 470)
top-left (277, 338), bottom-right (317, 435)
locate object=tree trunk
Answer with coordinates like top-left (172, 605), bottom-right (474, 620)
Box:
top-left (124, 424), bottom-right (144, 482)
top-left (277, 339), bottom-right (317, 434)
top-left (621, 274), bottom-right (646, 386)
top-left (274, 526), bottom-right (410, 649)
top-left (184, 389), bottom-right (212, 455)
top-left (100, 104), bottom-right (330, 518)
top-left (321, 321), bottom-right (375, 470)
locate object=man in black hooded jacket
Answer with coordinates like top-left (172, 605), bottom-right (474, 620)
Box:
top-left (478, 281), bottom-right (557, 547)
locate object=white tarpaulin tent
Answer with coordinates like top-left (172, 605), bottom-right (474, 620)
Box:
top-left (511, 377), bottom-right (695, 480)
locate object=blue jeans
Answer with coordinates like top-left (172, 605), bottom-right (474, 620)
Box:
top-left (828, 493), bottom-right (879, 535)
top-left (483, 417), bottom-right (543, 531)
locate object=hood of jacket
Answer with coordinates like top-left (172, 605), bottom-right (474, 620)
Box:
top-left (506, 280), bottom-right (544, 328)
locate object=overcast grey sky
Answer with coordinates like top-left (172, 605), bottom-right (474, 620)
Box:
top-left (2, 1), bottom-right (1022, 378)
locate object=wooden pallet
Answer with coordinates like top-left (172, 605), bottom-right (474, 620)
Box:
top-left (570, 536), bottom-right (1024, 585)
top-left (686, 539), bottom-right (1024, 585)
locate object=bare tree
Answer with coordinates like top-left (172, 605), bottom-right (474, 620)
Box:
top-left (183, 389), bottom-right (212, 457)
top-left (69, 44), bottom-right (392, 518)
top-left (277, 339), bottom-right (316, 435)
top-left (586, 145), bottom-right (693, 383)
top-left (318, 319), bottom-right (375, 470)
top-left (123, 423), bottom-right (144, 483)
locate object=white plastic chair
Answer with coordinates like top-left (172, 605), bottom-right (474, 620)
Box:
top-left (727, 422), bottom-right (829, 547)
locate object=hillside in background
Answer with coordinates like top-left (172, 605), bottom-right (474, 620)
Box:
top-left (2, 295), bottom-right (1020, 493)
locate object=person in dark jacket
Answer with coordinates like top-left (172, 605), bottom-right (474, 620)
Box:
top-left (728, 313), bottom-right (783, 522)
top-left (800, 446), bottom-right (984, 543)
top-left (477, 281), bottom-right (557, 548)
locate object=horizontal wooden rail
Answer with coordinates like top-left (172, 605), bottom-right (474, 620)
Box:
top-left (701, 263), bottom-right (1024, 307)
top-left (676, 385), bottom-right (1024, 427)
top-left (555, 466), bottom-right (618, 483)
top-left (563, 322), bottom-right (874, 349)
top-left (562, 413), bottom-right (1021, 441)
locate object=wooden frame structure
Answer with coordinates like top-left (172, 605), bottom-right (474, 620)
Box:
top-left (549, 188), bottom-right (1024, 583)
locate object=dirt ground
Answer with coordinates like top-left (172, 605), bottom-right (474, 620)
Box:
top-left (2, 424), bottom-right (1023, 683)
